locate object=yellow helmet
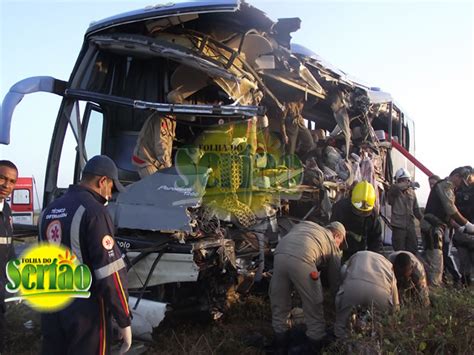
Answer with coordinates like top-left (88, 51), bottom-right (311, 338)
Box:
top-left (351, 181), bottom-right (376, 212)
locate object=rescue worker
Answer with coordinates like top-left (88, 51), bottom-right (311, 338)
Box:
top-left (421, 166), bottom-right (474, 286)
top-left (331, 180), bottom-right (383, 262)
top-left (132, 112), bottom-right (177, 178)
top-left (428, 174), bottom-right (441, 190)
top-left (334, 251), bottom-right (399, 339)
top-left (388, 251), bottom-right (430, 307)
top-left (0, 160), bottom-right (18, 353)
top-left (269, 221), bottom-right (346, 354)
top-left (387, 168), bottom-right (423, 254)
top-left (454, 179), bottom-right (474, 286)
top-left (39, 155), bottom-right (132, 355)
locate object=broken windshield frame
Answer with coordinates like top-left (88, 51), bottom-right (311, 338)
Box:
top-left (65, 89), bottom-right (264, 117)
top-left (89, 34), bottom-right (239, 82)
top-left (87, 32), bottom-right (283, 111)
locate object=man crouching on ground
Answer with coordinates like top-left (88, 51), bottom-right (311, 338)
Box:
top-left (269, 221), bottom-right (347, 354)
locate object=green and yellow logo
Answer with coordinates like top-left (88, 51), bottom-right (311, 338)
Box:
top-left (174, 120), bottom-right (303, 225)
top-left (5, 243), bottom-right (92, 312)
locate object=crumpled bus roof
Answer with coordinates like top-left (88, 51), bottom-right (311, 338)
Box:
top-left (87, 1), bottom-right (245, 36)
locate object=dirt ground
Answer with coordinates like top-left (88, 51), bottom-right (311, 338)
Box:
top-left (5, 286), bottom-right (474, 355)
top-left (5, 239), bottom-right (473, 355)
top-left (3, 295), bottom-right (273, 355)
top-left (5, 238), bottom-right (274, 355)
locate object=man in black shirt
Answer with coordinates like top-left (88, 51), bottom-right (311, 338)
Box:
top-left (0, 160), bottom-right (18, 353)
top-left (331, 181), bottom-right (382, 262)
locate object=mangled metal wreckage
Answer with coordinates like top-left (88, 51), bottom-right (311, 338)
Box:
top-left (1, 0), bottom-right (415, 337)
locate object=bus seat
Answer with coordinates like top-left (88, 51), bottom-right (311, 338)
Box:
top-left (109, 131), bottom-right (140, 183)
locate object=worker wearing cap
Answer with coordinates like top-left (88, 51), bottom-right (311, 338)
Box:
top-left (269, 221), bottom-right (346, 353)
top-left (387, 168), bottom-right (423, 254)
top-left (334, 251), bottom-right (399, 339)
top-left (331, 181), bottom-right (383, 262)
top-left (428, 175), bottom-right (441, 190)
top-left (0, 160), bottom-right (18, 353)
top-left (421, 166), bottom-right (473, 286)
top-left (388, 251), bottom-right (430, 307)
top-left (39, 155), bottom-right (132, 355)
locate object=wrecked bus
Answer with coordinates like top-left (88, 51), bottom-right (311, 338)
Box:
top-left (1, 0), bottom-right (422, 333)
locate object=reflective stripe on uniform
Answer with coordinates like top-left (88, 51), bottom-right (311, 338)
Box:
top-left (99, 298), bottom-right (106, 355)
top-left (113, 272), bottom-right (130, 316)
top-left (94, 258), bottom-right (126, 280)
top-left (0, 236), bottom-right (12, 244)
top-left (70, 205), bottom-right (86, 262)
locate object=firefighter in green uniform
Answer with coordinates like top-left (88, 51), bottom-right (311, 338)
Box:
top-left (269, 221), bottom-right (346, 353)
top-left (388, 251), bottom-right (430, 307)
top-left (335, 251), bottom-right (399, 339)
top-left (422, 166), bottom-right (474, 286)
top-left (453, 172), bottom-right (474, 286)
top-left (388, 168), bottom-right (423, 254)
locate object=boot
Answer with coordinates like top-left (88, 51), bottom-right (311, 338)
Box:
top-left (461, 273), bottom-right (471, 287)
top-left (305, 334), bottom-right (336, 355)
top-left (272, 331), bottom-right (289, 355)
top-left (303, 337), bottom-right (323, 355)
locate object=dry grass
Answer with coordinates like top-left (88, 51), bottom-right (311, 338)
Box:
top-left (327, 287), bottom-right (474, 355)
top-left (4, 302), bottom-right (41, 354)
top-left (3, 295), bottom-right (272, 355)
top-left (4, 287), bottom-right (474, 355)
top-left (148, 295), bottom-right (273, 354)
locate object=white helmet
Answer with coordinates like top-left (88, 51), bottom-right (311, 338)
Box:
top-left (395, 168), bottom-right (411, 181)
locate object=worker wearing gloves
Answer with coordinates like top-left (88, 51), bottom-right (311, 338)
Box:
top-left (39, 155), bottom-right (132, 355)
top-left (331, 180), bottom-right (383, 262)
top-left (388, 251), bottom-right (430, 307)
top-left (269, 221), bottom-right (347, 354)
top-left (334, 251), bottom-right (399, 339)
top-left (421, 166), bottom-right (473, 286)
top-left (387, 168), bottom-right (423, 254)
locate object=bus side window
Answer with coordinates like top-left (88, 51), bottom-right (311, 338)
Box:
top-left (83, 104), bottom-right (104, 158)
top-left (406, 119), bottom-right (414, 153)
top-left (403, 124), bottom-right (410, 151)
top-left (57, 126), bottom-right (77, 189)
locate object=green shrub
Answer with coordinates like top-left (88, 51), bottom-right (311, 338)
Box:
top-left (328, 287), bottom-right (474, 354)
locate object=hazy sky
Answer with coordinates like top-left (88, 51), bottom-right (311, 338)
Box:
top-left (1, 0), bottom-right (473, 208)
